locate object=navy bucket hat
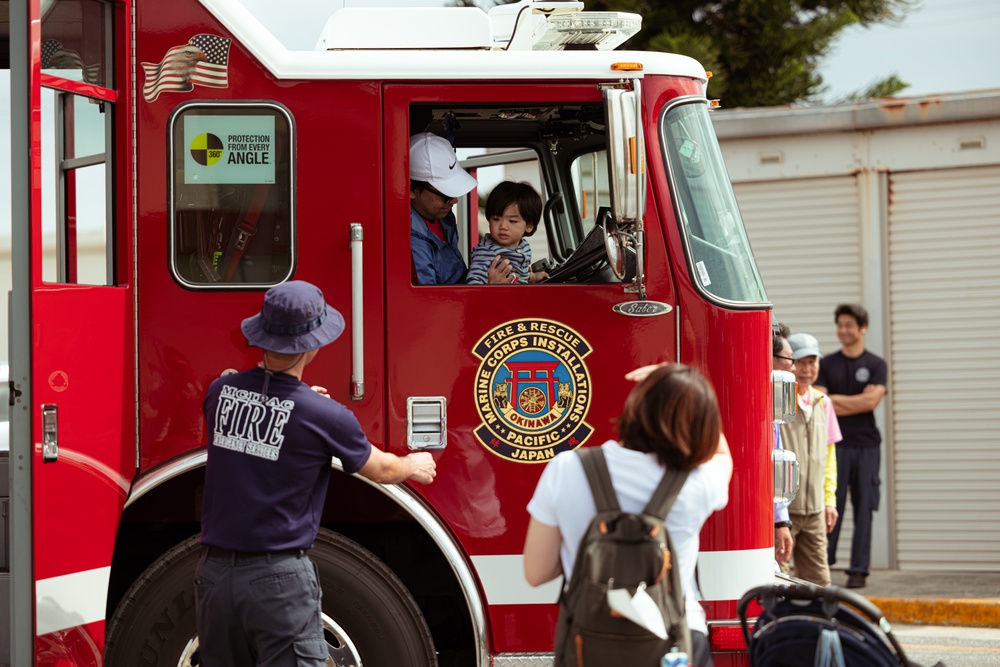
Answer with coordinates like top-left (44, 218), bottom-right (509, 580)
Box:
top-left (241, 281), bottom-right (345, 354)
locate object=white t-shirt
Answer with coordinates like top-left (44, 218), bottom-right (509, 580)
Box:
top-left (527, 440), bottom-right (730, 635)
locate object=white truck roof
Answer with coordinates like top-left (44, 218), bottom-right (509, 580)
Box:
top-left (202, 0), bottom-right (708, 82)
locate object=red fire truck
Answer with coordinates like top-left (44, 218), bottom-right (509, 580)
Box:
top-left (6, 0), bottom-right (796, 665)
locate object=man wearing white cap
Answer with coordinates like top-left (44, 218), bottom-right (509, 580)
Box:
top-left (410, 132), bottom-right (513, 285)
top-left (778, 332), bottom-right (841, 587)
top-left (196, 280), bottom-right (437, 667)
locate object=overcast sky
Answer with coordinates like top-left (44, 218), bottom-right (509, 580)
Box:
top-left (817, 0), bottom-right (1000, 100)
top-left (240, 0), bottom-right (1000, 102)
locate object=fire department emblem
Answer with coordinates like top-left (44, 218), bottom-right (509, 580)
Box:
top-left (472, 319), bottom-right (593, 463)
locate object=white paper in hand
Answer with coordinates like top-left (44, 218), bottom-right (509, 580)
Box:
top-left (606, 582), bottom-right (667, 639)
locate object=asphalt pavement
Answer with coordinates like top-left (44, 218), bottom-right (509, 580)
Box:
top-left (830, 568), bottom-right (1000, 628)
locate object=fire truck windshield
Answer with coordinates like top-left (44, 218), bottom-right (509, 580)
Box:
top-left (661, 100), bottom-right (767, 305)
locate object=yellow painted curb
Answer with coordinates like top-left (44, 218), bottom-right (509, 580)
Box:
top-left (867, 597), bottom-right (1000, 628)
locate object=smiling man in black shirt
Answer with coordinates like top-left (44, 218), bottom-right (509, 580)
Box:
top-left (815, 303), bottom-right (888, 589)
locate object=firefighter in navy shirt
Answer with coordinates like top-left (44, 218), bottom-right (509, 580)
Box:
top-left (196, 280), bottom-right (436, 667)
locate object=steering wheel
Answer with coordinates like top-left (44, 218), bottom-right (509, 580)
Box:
top-left (543, 210), bottom-right (617, 284)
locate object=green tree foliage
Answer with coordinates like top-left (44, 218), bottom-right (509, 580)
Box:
top-left (843, 72), bottom-right (910, 101)
top-left (590, 0), bottom-right (914, 107)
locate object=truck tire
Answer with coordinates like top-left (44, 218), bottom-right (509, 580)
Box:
top-left (105, 528), bottom-right (438, 667)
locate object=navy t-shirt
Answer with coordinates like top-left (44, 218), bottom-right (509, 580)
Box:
top-left (816, 349), bottom-right (888, 448)
top-left (200, 368), bottom-right (372, 551)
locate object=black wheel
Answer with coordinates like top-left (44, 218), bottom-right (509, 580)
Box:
top-left (105, 528), bottom-right (438, 667)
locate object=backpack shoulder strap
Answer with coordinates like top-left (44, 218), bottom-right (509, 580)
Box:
top-left (643, 466), bottom-right (691, 520)
top-left (577, 446), bottom-right (620, 513)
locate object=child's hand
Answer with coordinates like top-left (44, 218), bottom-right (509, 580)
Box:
top-left (311, 385), bottom-right (330, 398)
top-left (529, 271), bottom-right (549, 283)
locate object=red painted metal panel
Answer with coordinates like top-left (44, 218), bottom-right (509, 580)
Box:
top-left (32, 287), bottom-right (134, 579)
top-left (384, 82), bottom-right (682, 653)
top-left (135, 0), bottom-right (387, 470)
top-left (645, 76), bottom-right (774, 626)
top-left (31, 284), bottom-right (133, 667)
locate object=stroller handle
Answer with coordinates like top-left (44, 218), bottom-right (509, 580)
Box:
top-left (740, 583), bottom-right (888, 623)
top-left (737, 583), bottom-right (911, 666)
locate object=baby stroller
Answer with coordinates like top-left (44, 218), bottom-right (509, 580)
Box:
top-left (737, 583), bottom-right (943, 667)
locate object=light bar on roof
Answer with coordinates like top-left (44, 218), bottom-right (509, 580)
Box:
top-left (533, 12), bottom-right (642, 51)
top-left (491, 1), bottom-right (642, 52)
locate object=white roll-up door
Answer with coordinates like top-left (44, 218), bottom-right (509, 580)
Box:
top-left (735, 175), bottom-right (864, 567)
top-left (887, 165), bottom-right (1000, 570)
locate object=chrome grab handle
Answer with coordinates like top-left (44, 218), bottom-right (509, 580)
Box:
top-left (350, 223), bottom-right (364, 401)
top-left (41, 404), bottom-right (59, 462)
top-left (632, 78), bottom-right (647, 300)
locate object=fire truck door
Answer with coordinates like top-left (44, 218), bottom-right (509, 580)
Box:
top-left (10, 66), bottom-right (134, 659)
top-left (382, 84), bottom-right (679, 654)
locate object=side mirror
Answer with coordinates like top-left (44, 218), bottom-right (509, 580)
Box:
top-left (602, 212), bottom-right (627, 280)
top-left (604, 84), bottom-right (645, 224)
top-left (601, 220), bottom-right (638, 283)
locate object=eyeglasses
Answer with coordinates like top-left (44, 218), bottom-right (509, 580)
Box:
top-left (424, 185), bottom-right (457, 203)
top-left (773, 354), bottom-right (795, 363)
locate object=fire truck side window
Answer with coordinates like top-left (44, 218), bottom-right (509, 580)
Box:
top-left (40, 88), bottom-right (113, 285)
top-left (40, 0), bottom-right (112, 89)
top-left (411, 102), bottom-right (617, 285)
top-left (662, 101), bottom-right (768, 304)
top-left (169, 103), bottom-right (295, 289)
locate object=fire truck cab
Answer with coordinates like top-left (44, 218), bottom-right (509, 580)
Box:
top-left (5, 1), bottom-right (796, 665)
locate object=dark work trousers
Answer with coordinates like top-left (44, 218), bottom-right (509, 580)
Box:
top-left (195, 549), bottom-right (328, 667)
top-left (827, 445), bottom-right (881, 578)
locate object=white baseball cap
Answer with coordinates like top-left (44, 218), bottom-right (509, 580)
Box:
top-left (409, 132), bottom-right (477, 198)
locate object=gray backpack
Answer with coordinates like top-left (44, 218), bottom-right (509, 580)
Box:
top-left (554, 446), bottom-right (692, 666)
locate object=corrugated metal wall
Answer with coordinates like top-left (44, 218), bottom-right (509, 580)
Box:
top-left (887, 165), bottom-right (1000, 570)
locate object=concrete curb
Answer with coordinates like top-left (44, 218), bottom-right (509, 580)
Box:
top-left (867, 597), bottom-right (1000, 628)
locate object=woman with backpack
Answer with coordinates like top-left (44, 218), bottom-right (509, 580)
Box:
top-left (524, 363), bottom-right (733, 667)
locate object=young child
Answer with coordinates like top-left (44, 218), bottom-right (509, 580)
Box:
top-left (466, 181), bottom-right (549, 284)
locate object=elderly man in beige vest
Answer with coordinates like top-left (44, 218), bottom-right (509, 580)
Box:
top-left (779, 333), bottom-right (842, 586)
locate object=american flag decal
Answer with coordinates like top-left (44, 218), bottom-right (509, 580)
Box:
top-left (41, 40), bottom-right (102, 84)
top-left (141, 34), bottom-right (231, 103)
